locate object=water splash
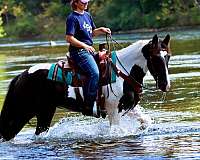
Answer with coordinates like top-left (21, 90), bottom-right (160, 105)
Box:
top-left (8, 105), bottom-right (152, 144)
top-left (35, 105), bottom-right (153, 141)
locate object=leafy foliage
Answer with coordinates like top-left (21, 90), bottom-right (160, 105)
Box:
top-left (1, 0), bottom-right (200, 38)
top-left (0, 8), bottom-right (6, 37)
top-left (15, 14), bottom-right (40, 38)
top-left (0, 17), bottom-right (5, 37)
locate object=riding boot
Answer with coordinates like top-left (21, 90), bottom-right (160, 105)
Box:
top-left (82, 101), bottom-right (100, 118)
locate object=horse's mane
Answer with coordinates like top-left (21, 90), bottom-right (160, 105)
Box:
top-left (116, 40), bottom-right (150, 73)
top-left (117, 40), bottom-right (149, 56)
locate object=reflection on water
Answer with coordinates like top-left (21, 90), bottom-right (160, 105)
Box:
top-left (0, 36), bottom-right (200, 159)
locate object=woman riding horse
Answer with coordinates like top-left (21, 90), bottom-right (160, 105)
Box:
top-left (0, 34), bottom-right (171, 141)
top-left (66, 0), bottom-right (111, 117)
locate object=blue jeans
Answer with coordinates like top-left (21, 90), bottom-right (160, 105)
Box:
top-left (70, 49), bottom-right (99, 108)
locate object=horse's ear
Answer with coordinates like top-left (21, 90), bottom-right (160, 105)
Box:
top-left (163, 34), bottom-right (172, 55)
top-left (142, 44), bottom-right (150, 59)
top-left (163, 34), bottom-right (170, 45)
top-left (152, 34), bottom-right (158, 46)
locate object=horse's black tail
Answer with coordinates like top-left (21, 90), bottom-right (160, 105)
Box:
top-left (1, 75), bottom-right (20, 112)
top-left (0, 74), bottom-right (20, 140)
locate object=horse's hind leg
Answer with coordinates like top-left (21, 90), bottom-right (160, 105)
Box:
top-left (35, 106), bottom-right (56, 135)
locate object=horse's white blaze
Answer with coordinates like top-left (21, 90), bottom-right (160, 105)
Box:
top-left (165, 67), bottom-right (171, 91)
top-left (160, 50), bottom-right (168, 57)
top-left (160, 50), bottom-right (171, 91)
top-left (28, 63), bottom-right (51, 74)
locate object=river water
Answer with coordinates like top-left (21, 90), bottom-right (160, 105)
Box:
top-left (0, 30), bottom-right (200, 159)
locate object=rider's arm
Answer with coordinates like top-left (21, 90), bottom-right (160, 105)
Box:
top-left (93, 27), bottom-right (111, 37)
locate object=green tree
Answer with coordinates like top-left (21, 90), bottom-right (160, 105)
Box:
top-left (0, 9), bottom-right (6, 37)
top-left (1, 0), bottom-right (200, 38)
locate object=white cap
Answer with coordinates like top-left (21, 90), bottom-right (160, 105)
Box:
top-left (80, 0), bottom-right (90, 3)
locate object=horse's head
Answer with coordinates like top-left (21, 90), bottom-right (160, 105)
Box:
top-left (142, 34), bottom-right (171, 92)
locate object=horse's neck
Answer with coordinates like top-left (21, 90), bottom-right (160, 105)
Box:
top-left (116, 40), bottom-right (149, 74)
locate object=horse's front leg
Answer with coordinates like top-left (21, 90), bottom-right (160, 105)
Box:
top-left (105, 100), bottom-right (121, 126)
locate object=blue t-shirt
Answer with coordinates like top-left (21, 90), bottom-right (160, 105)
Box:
top-left (66, 11), bottom-right (96, 52)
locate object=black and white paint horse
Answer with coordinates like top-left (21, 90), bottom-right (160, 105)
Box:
top-left (0, 34), bottom-right (171, 141)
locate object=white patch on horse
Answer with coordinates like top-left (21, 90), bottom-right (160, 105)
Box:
top-left (28, 63), bottom-right (51, 74)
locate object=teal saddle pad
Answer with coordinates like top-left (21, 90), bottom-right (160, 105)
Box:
top-left (47, 63), bottom-right (73, 85)
top-left (47, 51), bottom-right (117, 85)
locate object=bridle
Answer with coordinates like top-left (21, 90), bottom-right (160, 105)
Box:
top-left (106, 35), bottom-right (170, 92)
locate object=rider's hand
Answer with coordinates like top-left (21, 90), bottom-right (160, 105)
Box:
top-left (102, 27), bottom-right (111, 35)
top-left (83, 44), bottom-right (95, 53)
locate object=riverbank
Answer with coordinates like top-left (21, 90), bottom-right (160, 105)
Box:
top-left (1, 26), bottom-right (200, 44)
top-left (114, 25), bottom-right (200, 34)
